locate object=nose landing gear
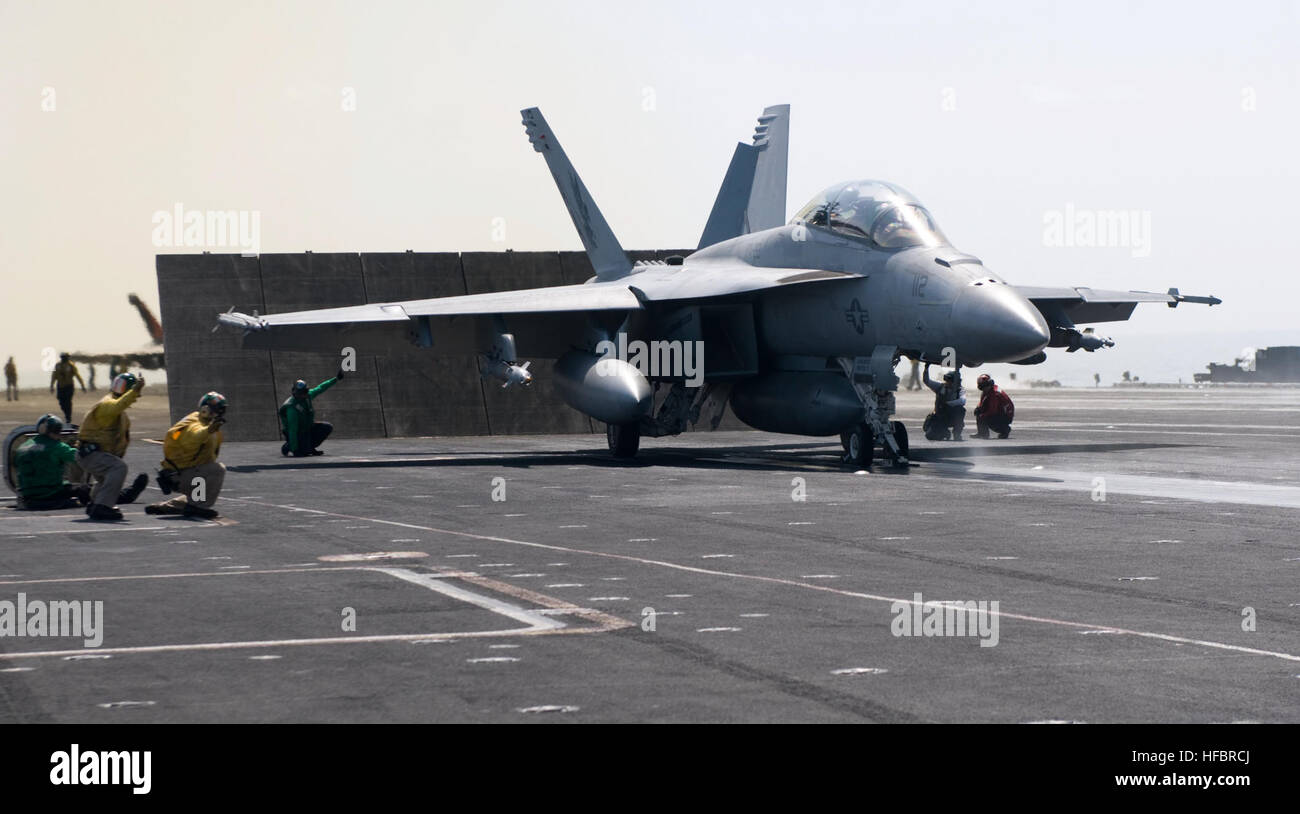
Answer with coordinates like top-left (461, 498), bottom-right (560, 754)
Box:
top-left (841, 419), bottom-right (908, 467)
top-left (836, 347), bottom-right (910, 468)
top-left (841, 423), bottom-right (874, 467)
top-left (882, 420), bottom-right (909, 464)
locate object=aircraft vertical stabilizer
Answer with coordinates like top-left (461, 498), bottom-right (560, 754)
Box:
top-left (746, 104), bottom-right (789, 233)
top-left (521, 107), bottom-right (632, 280)
top-left (698, 142), bottom-right (759, 249)
top-left (697, 104), bottom-right (790, 249)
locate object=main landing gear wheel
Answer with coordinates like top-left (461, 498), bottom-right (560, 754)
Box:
top-left (606, 421), bottom-right (641, 458)
top-left (883, 420), bottom-right (909, 466)
top-left (842, 422), bottom-right (874, 467)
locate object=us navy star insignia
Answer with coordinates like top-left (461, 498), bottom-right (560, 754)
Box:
top-left (845, 298), bottom-right (870, 334)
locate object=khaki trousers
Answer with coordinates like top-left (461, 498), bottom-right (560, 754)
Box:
top-left (156, 461), bottom-right (225, 510)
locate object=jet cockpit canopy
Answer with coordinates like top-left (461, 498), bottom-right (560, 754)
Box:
top-left (792, 180), bottom-right (949, 249)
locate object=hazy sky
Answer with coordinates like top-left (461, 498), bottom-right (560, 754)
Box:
top-left (2, 0), bottom-right (1297, 385)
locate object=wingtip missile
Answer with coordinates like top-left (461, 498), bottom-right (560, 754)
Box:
top-left (214, 308), bottom-right (267, 334)
top-left (1167, 287), bottom-right (1222, 308)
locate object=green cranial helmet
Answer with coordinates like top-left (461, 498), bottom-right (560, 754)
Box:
top-left (110, 372), bottom-right (138, 396)
top-left (198, 391), bottom-right (228, 416)
top-left (36, 413), bottom-right (64, 435)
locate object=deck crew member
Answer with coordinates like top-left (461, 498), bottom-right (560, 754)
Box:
top-left (13, 414), bottom-right (89, 510)
top-left (49, 353), bottom-right (86, 423)
top-left (278, 370), bottom-right (344, 457)
top-left (76, 372), bottom-right (149, 521)
top-left (922, 364), bottom-right (966, 441)
top-left (147, 392), bottom-right (228, 519)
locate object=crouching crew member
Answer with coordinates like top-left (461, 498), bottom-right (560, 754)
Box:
top-left (973, 374), bottom-right (1015, 439)
top-left (76, 372), bottom-right (149, 521)
top-left (147, 392), bottom-right (227, 519)
top-left (922, 364), bottom-right (967, 441)
top-left (278, 369), bottom-right (343, 457)
top-left (14, 414), bottom-right (89, 510)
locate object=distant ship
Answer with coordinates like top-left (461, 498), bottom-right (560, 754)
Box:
top-left (1194, 346), bottom-right (1300, 383)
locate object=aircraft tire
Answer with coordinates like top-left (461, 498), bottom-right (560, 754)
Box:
top-left (884, 420), bottom-right (909, 464)
top-left (607, 421), bottom-right (641, 458)
top-left (843, 422), bottom-right (873, 466)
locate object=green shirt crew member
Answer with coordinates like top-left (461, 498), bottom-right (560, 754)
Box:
top-left (14, 414), bottom-right (89, 510)
top-left (278, 370), bottom-right (344, 456)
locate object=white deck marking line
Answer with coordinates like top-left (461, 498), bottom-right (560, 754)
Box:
top-left (926, 463), bottom-right (1300, 509)
top-left (0, 567), bottom-right (332, 586)
top-left (0, 566), bottom-right (630, 660)
top-left (0, 516), bottom-right (233, 536)
top-left (0, 624), bottom-right (623, 660)
top-left (222, 498), bottom-right (1300, 664)
top-left (1011, 421), bottom-right (1298, 430)
top-left (373, 567), bottom-right (562, 631)
top-left (989, 403), bottom-right (1300, 413)
top-left (1010, 427), bottom-right (1278, 438)
top-left (2, 522), bottom-right (172, 535)
top-left (443, 573), bottom-right (628, 629)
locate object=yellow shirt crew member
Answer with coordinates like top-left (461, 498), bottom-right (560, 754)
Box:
top-left (147, 392), bottom-right (228, 519)
top-left (164, 411), bottom-right (223, 468)
top-left (75, 372), bottom-right (147, 521)
top-left (78, 385), bottom-right (139, 456)
top-left (49, 353), bottom-right (86, 423)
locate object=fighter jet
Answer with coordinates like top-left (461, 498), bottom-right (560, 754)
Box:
top-left (217, 105), bottom-right (1219, 465)
top-left (69, 293), bottom-right (166, 374)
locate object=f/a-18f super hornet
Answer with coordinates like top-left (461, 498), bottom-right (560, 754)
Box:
top-left (217, 105), bottom-right (1219, 465)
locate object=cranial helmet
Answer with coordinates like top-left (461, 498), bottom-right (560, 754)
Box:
top-left (198, 391), bottom-right (228, 416)
top-left (110, 372), bottom-right (138, 396)
top-left (292, 379), bottom-right (308, 395)
top-left (36, 413), bottom-right (63, 435)
top-left (977, 374), bottom-right (993, 390)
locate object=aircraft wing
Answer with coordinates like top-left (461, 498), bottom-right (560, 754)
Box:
top-left (219, 262), bottom-right (860, 355)
top-left (1016, 285), bottom-right (1221, 324)
top-left (629, 262), bottom-right (858, 302)
top-left (242, 283), bottom-right (644, 328)
top-left (233, 263), bottom-right (853, 328)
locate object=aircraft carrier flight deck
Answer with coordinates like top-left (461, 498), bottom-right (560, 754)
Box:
top-left (1, 386), bottom-right (1296, 724)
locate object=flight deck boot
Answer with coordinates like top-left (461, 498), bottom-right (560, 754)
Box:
top-left (117, 473), bottom-right (149, 504)
top-left (87, 504), bottom-right (124, 521)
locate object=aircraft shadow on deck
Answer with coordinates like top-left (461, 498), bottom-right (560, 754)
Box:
top-left (225, 440), bottom-right (1187, 477)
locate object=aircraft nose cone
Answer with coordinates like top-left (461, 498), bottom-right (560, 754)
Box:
top-left (950, 283), bottom-right (1050, 363)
